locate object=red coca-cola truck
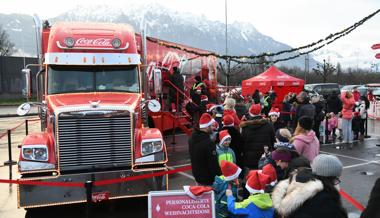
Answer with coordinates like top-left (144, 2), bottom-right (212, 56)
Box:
top-left (16, 20), bottom-right (217, 209)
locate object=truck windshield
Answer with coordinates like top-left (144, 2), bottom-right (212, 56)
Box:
top-left (48, 65), bottom-right (139, 94)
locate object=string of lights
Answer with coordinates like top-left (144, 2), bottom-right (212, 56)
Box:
top-left (146, 9), bottom-right (380, 65)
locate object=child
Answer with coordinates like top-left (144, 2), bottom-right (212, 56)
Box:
top-left (327, 112), bottom-right (338, 142)
top-left (213, 160), bottom-right (242, 218)
top-left (352, 111), bottom-right (362, 141)
top-left (226, 170), bottom-right (274, 218)
top-left (216, 130), bottom-right (236, 165)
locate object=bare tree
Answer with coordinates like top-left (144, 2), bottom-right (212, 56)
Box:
top-left (0, 26), bottom-right (16, 56)
top-left (312, 59), bottom-right (336, 83)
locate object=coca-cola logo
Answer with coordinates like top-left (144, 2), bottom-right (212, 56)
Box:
top-left (92, 192), bottom-right (110, 202)
top-left (75, 38), bottom-right (112, 47)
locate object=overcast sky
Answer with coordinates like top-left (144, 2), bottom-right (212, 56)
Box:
top-left (1, 0), bottom-right (380, 58)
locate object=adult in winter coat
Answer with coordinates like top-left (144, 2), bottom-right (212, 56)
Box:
top-left (252, 89), bottom-right (261, 104)
top-left (292, 116), bottom-right (320, 162)
top-left (295, 91), bottom-right (315, 123)
top-left (311, 95), bottom-right (325, 140)
top-left (221, 115), bottom-right (244, 169)
top-left (240, 104), bottom-right (275, 169)
top-left (360, 177), bottom-right (380, 218)
top-left (188, 113), bottom-right (221, 185)
top-left (341, 91), bottom-right (356, 146)
top-left (272, 154), bottom-right (347, 218)
top-left (327, 91), bottom-right (343, 114)
top-left (168, 66), bottom-right (184, 110)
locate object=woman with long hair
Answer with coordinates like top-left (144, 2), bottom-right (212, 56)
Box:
top-left (341, 91), bottom-right (355, 148)
top-left (272, 154), bottom-right (348, 218)
top-left (291, 116), bottom-right (320, 162)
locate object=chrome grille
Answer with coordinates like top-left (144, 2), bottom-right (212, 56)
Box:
top-left (58, 114), bottom-right (132, 171)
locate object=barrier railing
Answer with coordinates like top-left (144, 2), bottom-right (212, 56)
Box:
top-left (1, 118), bottom-right (40, 180)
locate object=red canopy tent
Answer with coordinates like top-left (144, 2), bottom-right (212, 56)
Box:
top-left (242, 66), bottom-right (305, 107)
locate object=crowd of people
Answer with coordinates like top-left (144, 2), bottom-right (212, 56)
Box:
top-left (187, 86), bottom-right (377, 218)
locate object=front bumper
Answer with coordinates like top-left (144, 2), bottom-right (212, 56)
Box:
top-left (18, 168), bottom-right (168, 208)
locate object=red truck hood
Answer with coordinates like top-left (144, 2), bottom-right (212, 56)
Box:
top-left (47, 92), bottom-right (141, 111)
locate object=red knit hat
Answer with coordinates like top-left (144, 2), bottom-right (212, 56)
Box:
top-left (201, 95), bottom-right (208, 102)
top-left (206, 103), bottom-right (217, 112)
top-left (199, 113), bottom-right (215, 129)
top-left (222, 115), bottom-right (234, 127)
top-left (183, 186), bottom-right (213, 199)
top-left (245, 170), bottom-right (271, 194)
top-left (268, 108), bottom-right (280, 117)
top-left (220, 160), bottom-right (242, 181)
top-left (249, 104), bottom-right (261, 117)
top-left (219, 130), bottom-right (231, 145)
top-left (261, 164), bottom-right (277, 186)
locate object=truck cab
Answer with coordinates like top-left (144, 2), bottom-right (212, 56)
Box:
top-left (17, 22), bottom-right (168, 208)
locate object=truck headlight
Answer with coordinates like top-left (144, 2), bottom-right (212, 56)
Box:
top-left (141, 139), bottom-right (163, 156)
top-left (22, 145), bottom-right (48, 162)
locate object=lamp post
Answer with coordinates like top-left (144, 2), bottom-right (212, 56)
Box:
top-left (225, 0), bottom-right (230, 86)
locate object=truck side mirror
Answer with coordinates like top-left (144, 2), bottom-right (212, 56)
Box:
top-left (22, 69), bottom-right (31, 99)
top-left (17, 103), bottom-right (31, 116)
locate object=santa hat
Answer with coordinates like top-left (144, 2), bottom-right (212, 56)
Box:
top-left (183, 186), bottom-right (213, 200)
top-left (199, 113), bottom-right (215, 129)
top-left (196, 86), bottom-right (202, 91)
top-left (201, 95), bottom-right (208, 102)
top-left (220, 160), bottom-right (242, 181)
top-left (206, 103), bottom-right (217, 112)
top-left (222, 115), bottom-right (234, 127)
top-left (212, 120), bottom-right (219, 130)
top-left (219, 130), bottom-right (231, 145)
top-left (245, 170), bottom-right (271, 194)
top-left (249, 104), bottom-right (261, 117)
top-left (268, 108), bottom-right (280, 117)
top-left (261, 164), bottom-right (277, 186)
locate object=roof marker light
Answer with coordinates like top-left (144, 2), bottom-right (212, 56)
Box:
top-left (64, 37), bottom-right (75, 48)
top-left (111, 38), bottom-right (122, 48)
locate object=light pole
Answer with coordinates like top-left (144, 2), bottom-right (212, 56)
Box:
top-left (225, 0), bottom-right (230, 86)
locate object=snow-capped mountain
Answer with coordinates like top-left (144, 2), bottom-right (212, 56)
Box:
top-left (312, 48), bottom-right (376, 69)
top-left (1, 3), bottom-right (318, 68)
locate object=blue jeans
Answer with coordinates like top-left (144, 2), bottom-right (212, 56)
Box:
top-left (341, 118), bottom-right (353, 143)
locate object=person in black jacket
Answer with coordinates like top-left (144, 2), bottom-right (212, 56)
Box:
top-left (296, 91), bottom-right (316, 123)
top-left (168, 66), bottom-right (184, 111)
top-left (327, 91), bottom-right (343, 114)
top-left (311, 95), bottom-right (325, 140)
top-left (240, 103), bottom-right (275, 170)
top-left (272, 154), bottom-right (347, 218)
top-left (361, 177), bottom-right (380, 218)
top-left (188, 113), bottom-right (221, 185)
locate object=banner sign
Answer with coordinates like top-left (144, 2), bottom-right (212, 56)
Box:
top-left (148, 190), bottom-right (215, 218)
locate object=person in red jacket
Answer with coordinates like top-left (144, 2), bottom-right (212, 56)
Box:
top-left (341, 91), bottom-right (356, 147)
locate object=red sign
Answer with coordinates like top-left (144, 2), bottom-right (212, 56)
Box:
top-left (148, 190), bottom-right (215, 218)
top-left (92, 191), bottom-right (110, 202)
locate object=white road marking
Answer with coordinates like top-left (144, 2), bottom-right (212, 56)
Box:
top-left (343, 162), bottom-right (374, 169)
top-left (320, 151), bottom-right (374, 163)
top-left (167, 165), bottom-right (195, 181)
